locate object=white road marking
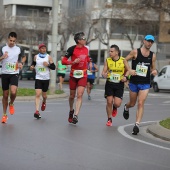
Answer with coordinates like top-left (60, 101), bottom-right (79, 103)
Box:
top-left (118, 121), bottom-right (170, 151)
top-left (163, 101), bottom-right (170, 104)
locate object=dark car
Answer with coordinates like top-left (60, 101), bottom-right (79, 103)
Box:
top-left (20, 66), bottom-right (35, 80)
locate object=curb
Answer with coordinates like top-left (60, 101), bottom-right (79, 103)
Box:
top-left (147, 122), bottom-right (170, 141)
top-left (0, 93), bottom-right (68, 101)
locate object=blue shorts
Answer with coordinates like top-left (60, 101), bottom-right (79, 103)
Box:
top-left (129, 83), bottom-right (150, 93)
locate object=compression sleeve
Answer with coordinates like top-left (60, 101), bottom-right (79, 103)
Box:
top-left (31, 61), bottom-right (36, 66)
top-left (62, 56), bottom-right (73, 65)
top-left (48, 63), bottom-right (56, 70)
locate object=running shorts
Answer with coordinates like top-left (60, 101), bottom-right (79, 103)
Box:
top-left (129, 83), bottom-right (150, 93)
top-left (104, 81), bottom-right (124, 99)
top-left (35, 79), bottom-right (50, 92)
top-left (57, 73), bottom-right (65, 78)
top-left (1, 74), bottom-right (19, 90)
top-left (69, 77), bottom-right (87, 90)
top-left (87, 78), bottom-right (95, 85)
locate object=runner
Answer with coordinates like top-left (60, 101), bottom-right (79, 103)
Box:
top-left (62, 32), bottom-right (90, 124)
top-left (102, 44), bottom-right (128, 126)
top-left (30, 43), bottom-right (55, 119)
top-left (57, 55), bottom-right (67, 90)
top-left (87, 57), bottom-right (98, 100)
top-left (0, 32), bottom-right (26, 123)
top-left (123, 35), bottom-right (157, 135)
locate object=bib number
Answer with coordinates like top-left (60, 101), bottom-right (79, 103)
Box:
top-left (6, 62), bottom-right (17, 71)
top-left (109, 73), bottom-right (120, 83)
top-left (37, 67), bottom-right (47, 72)
top-left (73, 70), bottom-right (84, 78)
top-left (136, 64), bottom-right (148, 77)
top-left (87, 70), bottom-right (93, 75)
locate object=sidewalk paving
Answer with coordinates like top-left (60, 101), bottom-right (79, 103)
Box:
top-left (147, 122), bottom-right (170, 141)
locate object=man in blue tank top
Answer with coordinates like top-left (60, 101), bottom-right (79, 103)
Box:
top-left (123, 35), bottom-right (157, 135)
top-left (86, 58), bottom-right (98, 100)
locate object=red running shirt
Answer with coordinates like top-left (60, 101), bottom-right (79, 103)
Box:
top-left (62, 45), bottom-right (90, 77)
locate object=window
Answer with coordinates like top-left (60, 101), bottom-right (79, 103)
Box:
top-left (158, 67), bottom-right (167, 76)
top-left (89, 50), bottom-right (105, 64)
top-left (28, 9), bottom-right (39, 18)
top-left (112, 0), bottom-right (127, 3)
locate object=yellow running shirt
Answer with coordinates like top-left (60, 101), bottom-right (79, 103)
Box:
top-left (106, 56), bottom-right (125, 82)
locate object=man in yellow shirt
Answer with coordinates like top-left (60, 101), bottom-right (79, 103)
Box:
top-left (102, 44), bottom-right (128, 126)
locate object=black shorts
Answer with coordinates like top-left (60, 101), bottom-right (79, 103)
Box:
top-left (35, 79), bottom-right (50, 92)
top-left (1, 74), bottom-right (19, 90)
top-left (57, 73), bottom-right (65, 78)
top-left (87, 78), bottom-right (94, 85)
top-left (104, 81), bottom-right (124, 99)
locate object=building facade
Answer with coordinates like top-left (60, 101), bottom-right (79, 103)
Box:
top-left (2, 0), bottom-right (170, 69)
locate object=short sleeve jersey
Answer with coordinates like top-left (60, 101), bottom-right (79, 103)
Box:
top-left (65, 45), bottom-right (89, 77)
top-left (0, 44), bottom-right (25, 74)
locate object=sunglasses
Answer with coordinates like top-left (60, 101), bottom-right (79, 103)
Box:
top-left (79, 37), bottom-right (86, 40)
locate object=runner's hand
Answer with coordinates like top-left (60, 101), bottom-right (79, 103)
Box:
top-left (129, 69), bottom-right (136, 76)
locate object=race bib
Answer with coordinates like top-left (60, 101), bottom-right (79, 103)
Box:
top-left (109, 73), bottom-right (120, 83)
top-left (136, 64), bottom-right (148, 77)
top-left (37, 67), bottom-right (47, 72)
top-left (73, 70), bottom-right (84, 78)
top-left (6, 62), bottom-right (17, 71)
top-left (87, 70), bottom-right (93, 75)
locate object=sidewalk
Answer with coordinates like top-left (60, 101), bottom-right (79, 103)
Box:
top-left (147, 122), bottom-right (170, 141)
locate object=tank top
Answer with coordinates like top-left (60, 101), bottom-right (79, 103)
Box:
top-left (35, 53), bottom-right (50, 80)
top-left (57, 60), bottom-right (67, 74)
top-left (106, 56), bottom-right (125, 83)
top-left (130, 48), bottom-right (153, 84)
top-left (87, 63), bottom-right (95, 79)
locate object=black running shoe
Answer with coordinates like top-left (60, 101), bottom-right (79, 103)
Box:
top-left (132, 124), bottom-right (139, 135)
top-left (123, 104), bottom-right (129, 120)
top-left (68, 109), bottom-right (74, 123)
top-left (34, 111), bottom-right (41, 119)
top-left (72, 115), bottom-right (78, 124)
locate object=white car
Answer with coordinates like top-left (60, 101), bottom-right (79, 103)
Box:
top-left (153, 65), bottom-right (170, 92)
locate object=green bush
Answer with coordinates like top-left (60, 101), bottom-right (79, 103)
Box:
top-left (160, 118), bottom-right (170, 130)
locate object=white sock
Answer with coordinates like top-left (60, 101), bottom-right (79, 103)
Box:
top-left (135, 122), bottom-right (139, 126)
top-left (125, 104), bottom-right (129, 111)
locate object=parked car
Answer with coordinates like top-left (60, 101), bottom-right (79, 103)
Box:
top-left (20, 66), bottom-right (35, 80)
top-left (153, 65), bottom-right (170, 92)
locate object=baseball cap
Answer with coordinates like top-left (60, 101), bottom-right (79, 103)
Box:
top-left (38, 43), bottom-right (46, 49)
top-left (144, 35), bottom-right (155, 42)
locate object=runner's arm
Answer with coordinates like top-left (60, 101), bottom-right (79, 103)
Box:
top-left (30, 55), bottom-right (37, 70)
top-left (94, 64), bottom-right (98, 72)
top-left (124, 49), bottom-right (137, 76)
top-left (47, 55), bottom-right (56, 70)
top-left (101, 60), bottom-right (108, 78)
top-left (151, 53), bottom-right (157, 76)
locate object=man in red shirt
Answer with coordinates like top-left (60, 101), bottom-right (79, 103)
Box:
top-left (62, 32), bottom-right (90, 124)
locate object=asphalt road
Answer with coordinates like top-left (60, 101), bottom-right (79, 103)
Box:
top-left (0, 80), bottom-right (170, 170)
